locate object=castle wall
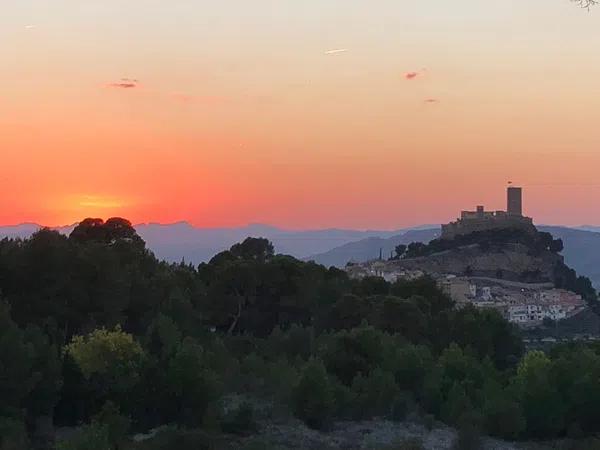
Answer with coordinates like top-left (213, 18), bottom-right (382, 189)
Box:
top-left (441, 215), bottom-right (534, 240)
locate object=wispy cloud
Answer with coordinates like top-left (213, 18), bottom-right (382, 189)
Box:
top-left (107, 78), bottom-right (140, 89)
top-left (424, 98), bottom-right (439, 104)
top-left (405, 72), bottom-right (419, 80)
top-left (24, 24), bottom-right (36, 30)
top-left (324, 48), bottom-right (349, 55)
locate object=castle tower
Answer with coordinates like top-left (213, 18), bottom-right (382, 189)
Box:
top-left (507, 186), bottom-right (522, 216)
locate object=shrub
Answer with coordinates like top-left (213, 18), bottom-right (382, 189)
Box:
top-left (56, 423), bottom-right (111, 450)
top-left (422, 413), bottom-right (436, 431)
top-left (165, 338), bottom-right (222, 426)
top-left (452, 415), bottom-right (483, 450)
top-left (390, 392), bottom-right (415, 422)
top-left (0, 418), bottom-right (29, 450)
top-left (350, 368), bottom-right (399, 419)
top-left (92, 401), bottom-right (131, 446)
top-left (263, 358), bottom-right (300, 404)
top-left (319, 326), bottom-right (388, 385)
top-left (291, 359), bottom-right (336, 430)
top-left (221, 402), bottom-right (259, 436)
top-left (130, 427), bottom-right (214, 450)
top-left (483, 395), bottom-right (525, 439)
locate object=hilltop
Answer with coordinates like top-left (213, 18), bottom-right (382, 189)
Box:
top-left (308, 226), bottom-right (600, 289)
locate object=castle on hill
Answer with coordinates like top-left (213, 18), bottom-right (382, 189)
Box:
top-left (441, 186), bottom-right (536, 240)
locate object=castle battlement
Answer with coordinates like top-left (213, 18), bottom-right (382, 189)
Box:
top-left (441, 187), bottom-right (535, 240)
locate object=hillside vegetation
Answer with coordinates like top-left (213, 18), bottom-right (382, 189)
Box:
top-left (1, 218), bottom-right (600, 449)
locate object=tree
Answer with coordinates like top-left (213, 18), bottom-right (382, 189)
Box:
top-left (320, 326), bottom-right (390, 385)
top-left (204, 259), bottom-right (260, 334)
top-left (393, 244), bottom-right (407, 260)
top-left (323, 294), bottom-right (370, 330)
top-left (164, 338), bottom-right (221, 426)
top-left (513, 351), bottom-right (565, 438)
top-left (68, 218), bottom-right (106, 243)
top-left (369, 296), bottom-right (427, 342)
top-left (0, 303), bottom-right (37, 420)
top-left (55, 423), bottom-right (111, 450)
top-left (481, 380), bottom-right (525, 439)
top-left (230, 237), bottom-right (274, 262)
top-left (69, 218), bottom-right (142, 246)
top-left (292, 359), bottom-right (336, 430)
top-left (390, 344), bottom-right (433, 395)
top-left (350, 368), bottom-right (399, 419)
top-left (64, 327), bottom-right (146, 416)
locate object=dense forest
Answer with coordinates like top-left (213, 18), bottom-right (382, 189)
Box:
top-left (1, 218), bottom-right (600, 449)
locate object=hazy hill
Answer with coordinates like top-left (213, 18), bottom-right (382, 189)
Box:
top-left (307, 225), bottom-right (600, 289)
top-left (305, 228), bottom-right (441, 267)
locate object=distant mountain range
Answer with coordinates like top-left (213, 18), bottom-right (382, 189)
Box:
top-left (304, 228), bottom-right (442, 267)
top-left (2, 222), bottom-right (599, 288)
top-left (0, 222), bottom-right (433, 262)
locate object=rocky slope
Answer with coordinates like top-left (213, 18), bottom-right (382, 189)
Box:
top-left (386, 242), bottom-right (563, 283)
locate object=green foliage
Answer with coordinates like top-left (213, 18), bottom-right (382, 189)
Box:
top-left (0, 417), bottom-right (29, 450)
top-left (23, 325), bottom-right (63, 418)
top-left (319, 325), bottom-right (392, 385)
top-left (4, 220), bottom-right (600, 444)
top-left (452, 422), bottom-right (482, 450)
top-left (221, 402), bottom-right (258, 436)
top-left (165, 337), bottom-right (222, 427)
top-left (448, 306), bottom-right (524, 370)
top-left (389, 344), bottom-right (433, 395)
top-left (92, 401), bottom-right (131, 446)
top-left (0, 303), bottom-right (37, 419)
top-left (514, 351), bottom-right (565, 438)
top-left (404, 228), bottom-right (563, 262)
top-left (481, 382), bottom-right (525, 439)
top-left (291, 359), bottom-right (336, 430)
top-left (230, 237), bottom-right (274, 262)
top-left (127, 427), bottom-right (215, 450)
top-left (322, 294), bottom-right (371, 330)
top-left (350, 368), bottom-right (399, 419)
top-left (65, 327), bottom-right (145, 390)
top-left (56, 423), bottom-right (111, 450)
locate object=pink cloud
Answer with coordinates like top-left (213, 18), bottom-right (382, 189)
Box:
top-left (405, 72), bottom-right (419, 80)
top-left (424, 98), bottom-right (439, 104)
top-left (109, 83), bottom-right (137, 89)
top-left (106, 78), bottom-right (140, 89)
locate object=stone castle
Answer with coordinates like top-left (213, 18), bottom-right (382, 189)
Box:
top-left (441, 186), bottom-right (536, 240)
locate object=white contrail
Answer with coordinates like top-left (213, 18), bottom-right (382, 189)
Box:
top-left (324, 48), bottom-right (349, 55)
top-left (25, 25), bottom-right (36, 29)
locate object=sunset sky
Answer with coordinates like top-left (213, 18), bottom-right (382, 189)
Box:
top-left (2, 0), bottom-right (600, 229)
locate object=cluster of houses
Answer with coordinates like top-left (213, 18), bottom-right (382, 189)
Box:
top-left (345, 261), bottom-right (586, 326)
top-left (437, 275), bottom-right (585, 325)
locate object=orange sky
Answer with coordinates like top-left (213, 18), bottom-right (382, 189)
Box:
top-left (2, 0), bottom-right (600, 229)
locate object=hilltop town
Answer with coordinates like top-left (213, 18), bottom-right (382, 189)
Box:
top-left (347, 187), bottom-right (588, 326)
